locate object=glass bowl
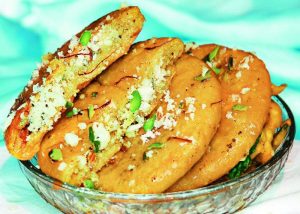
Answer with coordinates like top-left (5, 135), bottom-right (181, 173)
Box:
top-left (19, 96), bottom-right (296, 214)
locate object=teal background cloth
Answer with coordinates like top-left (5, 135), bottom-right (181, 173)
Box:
top-left (0, 0), bottom-right (299, 139)
top-left (0, 0), bottom-right (299, 213)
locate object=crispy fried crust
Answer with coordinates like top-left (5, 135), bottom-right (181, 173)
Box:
top-left (37, 38), bottom-right (184, 187)
top-left (96, 54), bottom-right (222, 193)
top-left (251, 101), bottom-right (282, 164)
top-left (5, 6), bottom-right (144, 160)
top-left (168, 44), bottom-right (272, 192)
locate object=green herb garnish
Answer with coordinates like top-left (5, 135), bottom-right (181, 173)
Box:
top-left (249, 135), bottom-right (260, 155)
top-left (212, 66), bottom-right (221, 75)
top-left (194, 71), bottom-right (211, 82)
top-left (143, 143), bottom-right (164, 161)
top-left (93, 141), bottom-right (100, 153)
top-left (228, 156), bottom-right (251, 179)
top-left (49, 148), bottom-right (63, 161)
top-left (228, 136), bottom-right (260, 179)
top-left (208, 46), bottom-right (220, 62)
top-left (129, 90), bottom-right (142, 113)
top-left (65, 101), bottom-right (73, 109)
top-left (91, 92), bottom-right (98, 98)
top-left (66, 108), bottom-right (79, 118)
top-left (148, 142), bottom-right (164, 150)
top-left (232, 104), bottom-right (248, 111)
top-left (66, 111), bottom-right (74, 118)
top-left (143, 115), bottom-right (156, 132)
top-left (88, 105), bottom-right (95, 119)
top-left (89, 127), bottom-right (100, 152)
top-left (83, 180), bottom-right (94, 189)
top-left (80, 31), bottom-right (91, 46)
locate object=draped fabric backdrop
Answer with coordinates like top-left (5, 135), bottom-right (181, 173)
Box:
top-left (0, 0), bottom-right (299, 213)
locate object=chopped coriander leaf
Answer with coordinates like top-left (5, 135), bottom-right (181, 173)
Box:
top-left (49, 148), bottom-right (63, 161)
top-left (243, 156), bottom-right (251, 169)
top-left (88, 105), bottom-right (95, 119)
top-left (228, 166), bottom-right (237, 179)
top-left (65, 101), bottom-right (73, 109)
top-left (66, 111), bottom-right (74, 118)
top-left (228, 135), bottom-right (261, 179)
top-left (148, 142), bottom-right (164, 150)
top-left (208, 46), bottom-right (220, 62)
top-left (229, 163), bottom-right (240, 179)
top-left (83, 180), bottom-right (94, 189)
top-left (212, 66), bottom-right (221, 75)
top-left (129, 90), bottom-right (142, 113)
top-left (89, 126), bottom-right (95, 142)
top-left (235, 170), bottom-right (241, 178)
top-left (66, 108), bottom-right (79, 118)
top-left (88, 127), bottom-right (101, 153)
top-left (228, 56), bottom-right (233, 70)
top-left (249, 135), bottom-right (260, 155)
top-left (91, 92), bottom-right (98, 97)
top-left (80, 31), bottom-right (92, 46)
top-left (143, 115), bottom-right (156, 132)
top-left (232, 104), bottom-right (248, 111)
top-left (228, 156), bottom-right (251, 179)
top-left (194, 71), bottom-right (211, 82)
top-left (93, 140), bottom-right (100, 153)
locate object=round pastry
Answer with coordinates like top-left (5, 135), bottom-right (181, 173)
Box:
top-left (168, 44), bottom-right (272, 192)
top-left (96, 54), bottom-right (222, 193)
top-left (5, 6), bottom-right (145, 160)
top-left (37, 38), bottom-right (184, 187)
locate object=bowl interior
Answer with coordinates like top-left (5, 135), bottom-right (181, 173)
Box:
top-left (19, 95), bottom-right (296, 201)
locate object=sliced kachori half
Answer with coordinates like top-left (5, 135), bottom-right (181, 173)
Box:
top-left (37, 38), bottom-right (184, 187)
top-left (5, 6), bottom-right (144, 160)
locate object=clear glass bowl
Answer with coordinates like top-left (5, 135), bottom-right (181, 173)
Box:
top-left (19, 96), bottom-right (296, 214)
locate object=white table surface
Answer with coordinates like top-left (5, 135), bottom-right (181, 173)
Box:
top-left (0, 141), bottom-right (299, 214)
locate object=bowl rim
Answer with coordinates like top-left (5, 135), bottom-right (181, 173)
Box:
top-left (19, 95), bottom-right (296, 201)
